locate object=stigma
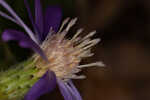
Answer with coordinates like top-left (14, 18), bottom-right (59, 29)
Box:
top-left (34, 18), bottom-right (104, 81)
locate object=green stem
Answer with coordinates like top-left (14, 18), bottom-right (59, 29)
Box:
top-left (0, 58), bottom-right (39, 100)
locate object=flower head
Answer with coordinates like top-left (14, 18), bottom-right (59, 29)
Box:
top-left (34, 18), bottom-right (103, 80)
top-left (1, 0), bottom-right (62, 61)
top-left (0, 0), bottom-right (104, 100)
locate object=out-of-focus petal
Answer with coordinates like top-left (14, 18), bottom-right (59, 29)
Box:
top-left (2, 29), bottom-right (48, 61)
top-left (67, 80), bottom-right (82, 100)
top-left (0, 1), bottom-right (38, 44)
top-left (43, 6), bottom-right (62, 40)
top-left (35, 0), bottom-right (44, 35)
top-left (24, 0), bottom-right (41, 42)
top-left (24, 71), bottom-right (56, 100)
top-left (24, 0), bottom-right (35, 28)
top-left (57, 79), bottom-right (83, 100)
top-left (57, 79), bottom-right (73, 100)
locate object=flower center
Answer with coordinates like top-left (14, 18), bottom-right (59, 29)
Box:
top-left (35, 33), bottom-right (81, 79)
top-left (34, 18), bottom-right (104, 80)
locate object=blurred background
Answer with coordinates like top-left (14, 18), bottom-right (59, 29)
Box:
top-left (1, 0), bottom-right (150, 100)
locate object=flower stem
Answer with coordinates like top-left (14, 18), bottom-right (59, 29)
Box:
top-left (0, 58), bottom-right (39, 100)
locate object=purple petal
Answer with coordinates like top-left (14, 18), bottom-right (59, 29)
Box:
top-left (57, 79), bottom-right (74, 100)
top-left (2, 29), bottom-right (48, 61)
top-left (57, 79), bottom-right (83, 100)
top-left (0, 10), bottom-right (20, 25)
top-left (24, 0), bottom-right (35, 28)
top-left (67, 80), bottom-right (83, 100)
top-left (0, 1), bottom-right (38, 44)
top-left (24, 0), bottom-right (41, 42)
top-left (43, 6), bottom-right (62, 40)
top-left (24, 71), bottom-right (56, 100)
top-left (35, 0), bottom-right (44, 35)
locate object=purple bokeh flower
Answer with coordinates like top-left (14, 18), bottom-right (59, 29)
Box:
top-left (0, 0), bottom-right (83, 100)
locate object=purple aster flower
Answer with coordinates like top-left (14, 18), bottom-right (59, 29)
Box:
top-left (0, 0), bottom-right (104, 100)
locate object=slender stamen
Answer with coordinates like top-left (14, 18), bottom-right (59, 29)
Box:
top-left (82, 39), bottom-right (100, 50)
top-left (64, 74), bottom-right (86, 79)
top-left (65, 18), bottom-right (77, 32)
top-left (71, 69), bottom-right (81, 73)
top-left (77, 62), bottom-right (105, 68)
top-left (82, 31), bottom-right (96, 41)
top-left (71, 28), bottom-right (84, 41)
top-left (58, 17), bottom-right (70, 33)
top-left (76, 39), bottom-right (91, 48)
top-left (78, 50), bottom-right (94, 58)
top-left (69, 75), bottom-right (86, 79)
top-left (0, 1), bottom-right (39, 44)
